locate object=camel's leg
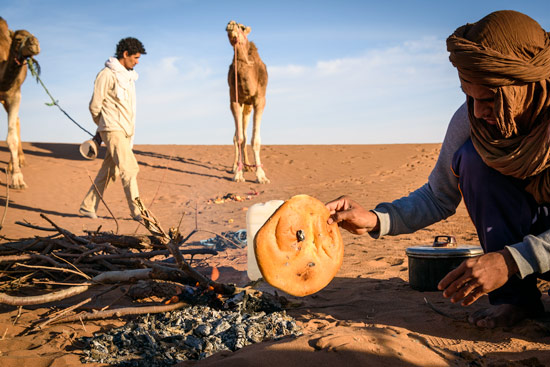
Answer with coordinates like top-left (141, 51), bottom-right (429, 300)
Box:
top-left (230, 101), bottom-right (245, 182)
top-left (241, 104), bottom-right (253, 171)
top-left (251, 98), bottom-right (269, 184)
top-left (16, 117), bottom-right (25, 167)
top-left (231, 102), bottom-right (241, 173)
top-left (4, 92), bottom-right (27, 189)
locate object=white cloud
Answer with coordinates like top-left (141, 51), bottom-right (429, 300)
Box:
top-left (257, 37), bottom-right (463, 144)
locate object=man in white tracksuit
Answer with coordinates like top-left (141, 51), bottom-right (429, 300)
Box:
top-left (79, 37), bottom-right (146, 220)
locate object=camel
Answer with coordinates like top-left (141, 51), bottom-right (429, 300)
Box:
top-left (226, 20), bottom-right (269, 184)
top-left (0, 17), bottom-right (40, 189)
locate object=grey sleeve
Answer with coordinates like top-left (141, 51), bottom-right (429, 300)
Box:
top-left (368, 103), bottom-right (550, 278)
top-left (506, 230), bottom-right (550, 278)
top-left (369, 103), bottom-right (470, 238)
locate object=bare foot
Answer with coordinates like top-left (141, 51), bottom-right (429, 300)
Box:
top-left (468, 304), bottom-right (532, 328)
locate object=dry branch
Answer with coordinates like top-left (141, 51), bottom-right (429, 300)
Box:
top-left (33, 285), bottom-right (120, 330)
top-left (0, 195), bottom-right (245, 328)
top-left (135, 198), bottom-right (235, 295)
top-left (51, 301), bottom-right (187, 324)
top-left (40, 214), bottom-right (90, 246)
top-left (0, 254), bottom-right (71, 269)
top-left (0, 284), bottom-right (92, 306)
top-left (87, 169), bottom-right (120, 233)
top-left (83, 233), bottom-right (162, 249)
top-left (0, 167), bottom-right (10, 231)
top-left (15, 220), bottom-right (57, 232)
top-left (0, 268), bottom-right (178, 306)
top-left (0, 238), bottom-right (45, 253)
top-left (44, 238), bottom-right (87, 252)
top-left (72, 248), bottom-right (217, 262)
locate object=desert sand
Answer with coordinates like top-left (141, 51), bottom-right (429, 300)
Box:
top-left (0, 141), bottom-right (549, 366)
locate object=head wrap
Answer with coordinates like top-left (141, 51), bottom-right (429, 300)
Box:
top-left (447, 10), bottom-right (550, 203)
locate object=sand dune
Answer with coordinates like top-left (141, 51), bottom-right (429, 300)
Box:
top-left (0, 142), bottom-right (548, 366)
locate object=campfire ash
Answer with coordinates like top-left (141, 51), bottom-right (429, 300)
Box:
top-left (80, 290), bottom-right (302, 366)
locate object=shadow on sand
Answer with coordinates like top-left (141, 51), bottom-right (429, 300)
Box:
top-left (0, 142), bottom-right (90, 161)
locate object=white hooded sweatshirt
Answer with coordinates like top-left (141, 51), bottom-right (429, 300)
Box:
top-left (89, 57), bottom-right (138, 138)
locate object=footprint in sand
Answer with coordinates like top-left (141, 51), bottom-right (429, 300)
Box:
top-left (371, 169), bottom-right (395, 177)
top-left (312, 326), bottom-right (448, 365)
top-left (314, 333), bottom-right (376, 351)
top-left (366, 257), bottom-right (388, 270)
top-left (386, 257), bottom-right (405, 266)
top-left (372, 256), bottom-right (404, 267)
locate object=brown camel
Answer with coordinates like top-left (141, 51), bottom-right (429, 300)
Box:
top-left (0, 17), bottom-right (40, 189)
top-left (226, 20), bottom-right (269, 184)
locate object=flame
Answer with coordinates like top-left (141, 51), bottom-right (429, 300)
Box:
top-left (165, 295), bottom-right (179, 305)
top-left (210, 266), bottom-right (220, 281)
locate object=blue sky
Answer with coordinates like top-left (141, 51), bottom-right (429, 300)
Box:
top-left (2, 0), bottom-right (549, 145)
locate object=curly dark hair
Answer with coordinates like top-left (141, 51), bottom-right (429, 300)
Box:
top-left (115, 37), bottom-right (146, 59)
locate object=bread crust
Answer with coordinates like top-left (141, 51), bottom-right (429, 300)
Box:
top-left (254, 194), bottom-right (344, 297)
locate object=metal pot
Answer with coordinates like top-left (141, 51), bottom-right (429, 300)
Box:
top-left (406, 235), bottom-right (483, 291)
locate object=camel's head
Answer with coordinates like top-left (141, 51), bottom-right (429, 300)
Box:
top-left (12, 29), bottom-right (40, 61)
top-left (226, 20), bottom-right (251, 47)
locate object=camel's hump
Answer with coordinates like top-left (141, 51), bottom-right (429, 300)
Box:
top-left (0, 17), bottom-right (10, 63)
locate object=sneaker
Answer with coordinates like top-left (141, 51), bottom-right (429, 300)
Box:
top-left (79, 208), bottom-right (98, 219)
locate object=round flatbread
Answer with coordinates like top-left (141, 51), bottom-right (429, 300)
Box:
top-left (254, 194), bottom-right (344, 297)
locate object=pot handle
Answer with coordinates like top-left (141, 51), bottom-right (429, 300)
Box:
top-left (432, 235), bottom-right (457, 247)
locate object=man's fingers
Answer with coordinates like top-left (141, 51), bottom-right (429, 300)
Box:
top-left (461, 286), bottom-right (485, 306)
top-left (325, 196), bottom-right (373, 235)
top-left (325, 196), bottom-right (353, 213)
top-left (438, 265), bottom-right (464, 291)
top-left (329, 210), bottom-right (366, 235)
top-left (332, 209), bottom-right (351, 224)
top-left (450, 280), bottom-right (475, 303)
top-left (442, 277), bottom-right (485, 306)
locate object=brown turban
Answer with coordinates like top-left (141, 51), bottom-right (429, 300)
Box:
top-left (447, 10), bottom-right (550, 204)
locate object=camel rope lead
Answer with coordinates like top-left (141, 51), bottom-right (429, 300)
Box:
top-left (27, 58), bottom-right (94, 138)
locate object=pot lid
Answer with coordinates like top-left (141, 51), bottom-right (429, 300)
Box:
top-left (406, 244), bottom-right (483, 258)
top-left (405, 235), bottom-right (483, 258)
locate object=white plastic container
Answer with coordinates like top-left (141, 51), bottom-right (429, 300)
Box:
top-left (246, 200), bottom-right (284, 281)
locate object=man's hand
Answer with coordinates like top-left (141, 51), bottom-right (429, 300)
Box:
top-left (437, 248), bottom-right (519, 306)
top-left (92, 132), bottom-right (103, 146)
top-left (325, 195), bottom-right (379, 235)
